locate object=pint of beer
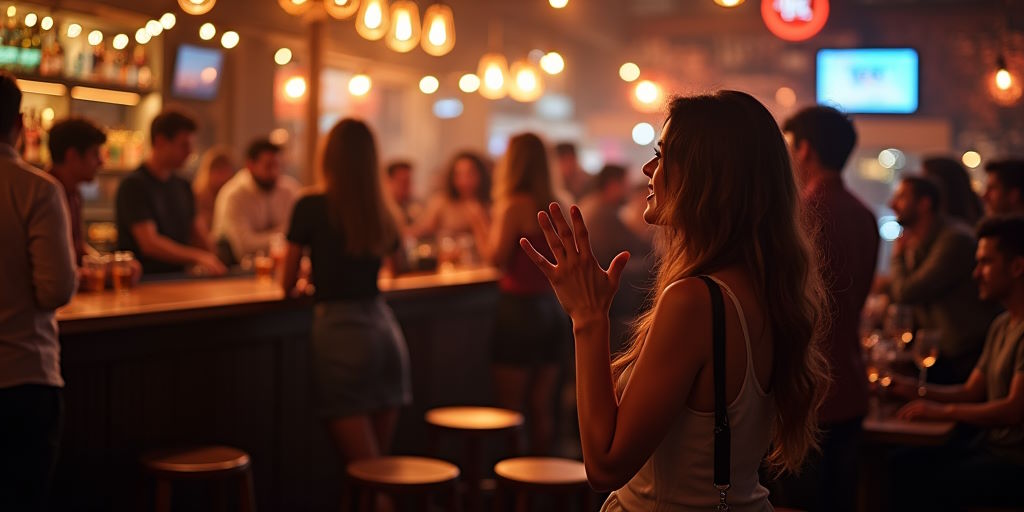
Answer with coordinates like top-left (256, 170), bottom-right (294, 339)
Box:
top-left (113, 251), bottom-right (136, 293)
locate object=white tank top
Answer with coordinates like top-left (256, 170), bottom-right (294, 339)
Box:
top-left (602, 277), bottom-right (776, 512)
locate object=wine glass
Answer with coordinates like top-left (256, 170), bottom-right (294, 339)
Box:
top-left (886, 304), bottom-right (915, 350)
top-left (914, 329), bottom-right (940, 396)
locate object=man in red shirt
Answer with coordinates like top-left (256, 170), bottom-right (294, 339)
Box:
top-left (775, 106), bottom-right (880, 512)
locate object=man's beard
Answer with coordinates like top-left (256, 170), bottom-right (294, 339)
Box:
top-left (254, 176), bottom-right (277, 191)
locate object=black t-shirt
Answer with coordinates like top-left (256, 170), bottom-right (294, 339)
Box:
top-left (286, 194), bottom-right (384, 301)
top-left (115, 164), bottom-right (195, 274)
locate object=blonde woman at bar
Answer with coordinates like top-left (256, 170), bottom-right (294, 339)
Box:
top-left (471, 133), bottom-right (569, 455)
top-left (192, 145), bottom-right (236, 242)
top-left (281, 119), bottom-right (410, 469)
top-left (521, 92), bottom-right (829, 511)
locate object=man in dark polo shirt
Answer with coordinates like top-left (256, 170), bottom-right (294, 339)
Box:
top-left (115, 110), bottom-right (225, 275)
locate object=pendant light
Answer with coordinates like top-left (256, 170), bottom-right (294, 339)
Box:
top-left (325, 0), bottom-right (360, 19)
top-left (420, 3), bottom-right (455, 56)
top-left (385, 1), bottom-right (421, 53)
top-left (477, 53), bottom-right (509, 100)
top-left (508, 59), bottom-right (544, 102)
top-left (279, 0), bottom-right (312, 15)
top-left (178, 0), bottom-right (215, 15)
top-left (356, 0), bottom-right (390, 41)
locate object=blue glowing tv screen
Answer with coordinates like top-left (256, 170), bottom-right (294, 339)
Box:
top-left (816, 48), bottom-right (919, 114)
top-left (171, 44), bottom-right (224, 101)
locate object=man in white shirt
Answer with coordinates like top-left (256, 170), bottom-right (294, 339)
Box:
top-left (0, 72), bottom-right (77, 511)
top-left (212, 138), bottom-right (300, 263)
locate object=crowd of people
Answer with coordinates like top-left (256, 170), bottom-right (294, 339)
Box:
top-left (2, 63), bottom-right (1024, 511)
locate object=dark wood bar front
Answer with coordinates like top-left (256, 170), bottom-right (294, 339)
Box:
top-left (55, 268), bottom-right (501, 511)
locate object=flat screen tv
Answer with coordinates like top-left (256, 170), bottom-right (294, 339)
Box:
top-left (816, 48), bottom-right (919, 114)
top-left (171, 44), bottom-right (224, 101)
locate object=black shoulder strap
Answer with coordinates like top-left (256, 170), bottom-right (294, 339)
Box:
top-left (697, 275), bottom-right (731, 491)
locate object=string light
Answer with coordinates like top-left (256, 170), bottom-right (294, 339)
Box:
top-left (714, 0), bottom-right (744, 6)
top-left (325, 0), bottom-right (360, 19)
top-left (40, 16), bottom-right (52, 31)
top-left (112, 34), bottom-right (130, 50)
top-left (135, 28), bottom-right (152, 44)
top-left (160, 13), bottom-right (177, 30)
top-left (539, 52), bottom-right (564, 75)
top-left (146, 20), bottom-right (163, 37)
top-left (178, 0), bottom-right (216, 15)
top-left (24, 13), bottom-right (37, 28)
top-left (419, 75), bottom-right (439, 94)
top-left (275, 48), bottom-right (293, 66)
top-left (549, 0), bottom-right (568, 8)
top-left (477, 53), bottom-right (510, 100)
top-left (199, 23), bottom-right (216, 41)
top-left (619, 62), bottom-right (640, 82)
top-left (284, 76), bottom-right (307, 99)
top-left (221, 31), bottom-right (240, 49)
top-left (508, 59), bottom-right (544, 102)
top-left (421, 3), bottom-right (455, 56)
top-left (356, 0), bottom-right (390, 41)
top-left (458, 73), bottom-right (480, 93)
top-left (279, 0), bottom-right (312, 16)
top-left (349, 74), bottom-right (372, 96)
top-left (67, 23), bottom-right (82, 38)
top-left (87, 30), bottom-right (103, 46)
top-left (385, 1), bottom-right (421, 53)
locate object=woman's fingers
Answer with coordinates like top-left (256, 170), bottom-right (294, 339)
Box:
top-left (569, 205), bottom-right (596, 262)
top-left (537, 211), bottom-right (567, 264)
top-left (606, 251), bottom-right (631, 289)
top-left (548, 203), bottom-right (579, 259)
top-left (520, 238), bottom-right (555, 278)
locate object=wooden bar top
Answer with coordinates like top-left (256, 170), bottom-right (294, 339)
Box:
top-left (57, 266), bottom-right (500, 334)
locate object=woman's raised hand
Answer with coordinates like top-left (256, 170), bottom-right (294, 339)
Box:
top-left (520, 203), bottom-right (631, 327)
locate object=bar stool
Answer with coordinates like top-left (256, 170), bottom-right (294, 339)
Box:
top-left (141, 445), bottom-right (255, 512)
top-left (493, 457), bottom-right (592, 512)
top-left (425, 406), bottom-right (523, 509)
top-left (345, 456), bottom-right (461, 512)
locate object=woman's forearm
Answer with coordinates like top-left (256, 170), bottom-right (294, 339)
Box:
top-left (573, 316), bottom-right (620, 474)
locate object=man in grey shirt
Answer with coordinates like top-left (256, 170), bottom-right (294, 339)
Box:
top-left (894, 215), bottom-right (1024, 509)
top-left (888, 176), bottom-right (1001, 383)
top-left (0, 73), bottom-right (77, 510)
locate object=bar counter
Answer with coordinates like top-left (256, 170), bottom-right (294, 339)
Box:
top-left (54, 267), bottom-right (503, 511)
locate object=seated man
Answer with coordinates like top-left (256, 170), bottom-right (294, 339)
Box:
top-left (888, 176), bottom-right (1001, 383)
top-left (983, 159), bottom-right (1024, 216)
top-left (115, 110), bottom-right (225, 275)
top-left (211, 138), bottom-right (299, 263)
top-left (893, 215), bottom-right (1024, 508)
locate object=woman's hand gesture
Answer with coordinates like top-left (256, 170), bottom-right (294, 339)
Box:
top-left (520, 203), bottom-right (631, 328)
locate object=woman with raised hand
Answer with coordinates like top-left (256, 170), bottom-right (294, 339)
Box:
top-left (521, 91), bottom-right (829, 511)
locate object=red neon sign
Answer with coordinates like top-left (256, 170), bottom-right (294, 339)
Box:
top-left (761, 0), bottom-right (830, 42)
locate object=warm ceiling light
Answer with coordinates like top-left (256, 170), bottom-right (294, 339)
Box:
top-left (70, 86), bottom-right (141, 106)
top-left (356, 0), bottom-right (390, 41)
top-left (269, 128), bottom-right (290, 145)
top-left (16, 79), bottom-right (67, 97)
top-left (635, 80), bottom-right (661, 105)
top-left (160, 13), bottom-right (177, 30)
top-left (962, 151), bottom-right (982, 169)
top-left (990, 55), bottom-right (1022, 106)
top-left (135, 28), bottom-right (152, 44)
top-left (508, 59), bottom-right (544, 102)
top-left (279, 0), bottom-right (312, 16)
top-left (40, 16), bottom-right (53, 31)
top-left (549, 0), bottom-right (568, 8)
top-left (24, 13), bottom-right (37, 28)
top-left (996, 69), bottom-right (1012, 91)
top-left (284, 76), bottom-right (307, 99)
top-left (477, 53), bottom-right (509, 100)
top-left (221, 31), bottom-right (240, 49)
top-left (348, 74), bottom-right (372, 96)
top-left (5, 6), bottom-right (14, 17)
top-left (66, 23), bottom-right (82, 38)
top-left (146, 20), bottom-right (163, 37)
top-left (274, 47), bottom-right (293, 65)
top-left (714, 0), bottom-right (744, 6)
top-left (179, 0), bottom-right (216, 15)
top-left (539, 52), bottom-right (564, 75)
top-left (420, 3), bottom-right (455, 56)
top-left (619, 62), bottom-right (640, 82)
top-left (775, 86), bottom-right (796, 107)
top-left (325, 0), bottom-right (360, 19)
top-left (199, 23), bottom-right (216, 40)
top-left (458, 73), bottom-right (480, 93)
top-left (112, 34), bottom-right (130, 50)
top-left (87, 30), bottom-right (103, 46)
top-left (385, 1), bottom-right (421, 53)
top-left (419, 75), bottom-right (439, 94)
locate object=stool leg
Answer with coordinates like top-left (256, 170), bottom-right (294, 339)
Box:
top-left (493, 482), bottom-right (506, 512)
top-left (466, 435), bottom-right (481, 511)
top-left (154, 478), bottom-right (172, 512)
top-left (581, 487), bottom-right (593, 512)
top-left (239, 468), bottom-right (256, 512)
top-left (450, 482), bottom-right (463, 512)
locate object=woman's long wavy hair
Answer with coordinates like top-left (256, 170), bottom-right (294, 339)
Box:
top-left (610, 91), bottom-right (830, 474)
top-left (318, 118), bottom-right (400, 256)
top-left (493, 133), bottom-right (557, 210)
top-left (445, 150), bottom-right (492, 205)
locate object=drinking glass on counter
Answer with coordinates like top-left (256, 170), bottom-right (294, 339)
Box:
top-left (885, 304), bottom-right (915, 349)
top-left (254, 251), bottom-right (275, 281)
top-left (914, 328), bottom-right (941, 396)
top-left (81, 254), bottom-right (110, 292)
top-left (112, 251), bottom-right (136, 293)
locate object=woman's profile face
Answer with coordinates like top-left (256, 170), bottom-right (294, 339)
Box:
top-left (453, 157), bottom-right (482, 199)
top-left (642, 119), bottom-right (670, 225)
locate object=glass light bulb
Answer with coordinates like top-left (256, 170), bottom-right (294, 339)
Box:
top-left (421, 3), bottom-right (455, 56)
top-left (996, 69), bottom-right (1013, 91)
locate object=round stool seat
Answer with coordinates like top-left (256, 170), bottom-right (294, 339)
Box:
top-left (143, 446), bottom-right (251, 477)
top-left (495, 457), bottom-right (587, 487)
top-left (426, 406), bottom-right (524, 432)
top-left (347, 456), bottom-right (460, 488)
